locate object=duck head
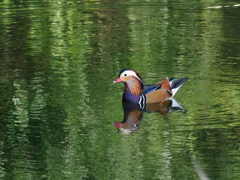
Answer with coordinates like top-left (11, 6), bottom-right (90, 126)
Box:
top-left (113, 69), bottom-right (143, 84)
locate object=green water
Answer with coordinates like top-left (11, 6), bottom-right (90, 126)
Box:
top-left (1, 0), bottom-right (240, 179)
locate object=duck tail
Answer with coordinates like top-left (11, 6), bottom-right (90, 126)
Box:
top-left (170, 77), bottom-right (188, 96)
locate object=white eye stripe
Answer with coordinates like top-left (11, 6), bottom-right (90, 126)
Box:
top-left (122, 70), bottom-right (143, 84)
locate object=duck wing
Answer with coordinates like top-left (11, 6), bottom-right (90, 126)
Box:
top-left (142, 84), bottom-right (160, 95)
top-left (142, 78), bottom-right (173, 103)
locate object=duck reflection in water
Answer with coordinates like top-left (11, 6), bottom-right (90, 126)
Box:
top-left (113, 69), bottom-right (188, 135)
top-left (114, 98), bottom-right (186, 135)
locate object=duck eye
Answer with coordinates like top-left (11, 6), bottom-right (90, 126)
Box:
top-left (123, 74), bottom-right (127, 77)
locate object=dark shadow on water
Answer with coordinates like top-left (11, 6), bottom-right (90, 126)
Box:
top-left (114, 98), bottom-right (186, 135)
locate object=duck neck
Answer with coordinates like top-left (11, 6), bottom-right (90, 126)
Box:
top-left (122, 81), bottom-right (142, 103)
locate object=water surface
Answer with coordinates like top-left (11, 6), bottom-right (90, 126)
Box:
top-left (1, 0), bottom-right (240, 179)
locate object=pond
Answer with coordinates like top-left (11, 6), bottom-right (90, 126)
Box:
top-left (1, 0), bottom-right (240, 179)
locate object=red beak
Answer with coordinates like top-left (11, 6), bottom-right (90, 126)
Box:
top-left (113, 77), bottom-right (122, 83)
top-left (114, 122), bottom-right (122, 128)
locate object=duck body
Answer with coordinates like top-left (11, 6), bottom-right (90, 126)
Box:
top-left (123, 89), bottom-right (142, 103)
top-left (114, 69), bottom-right (188, 107)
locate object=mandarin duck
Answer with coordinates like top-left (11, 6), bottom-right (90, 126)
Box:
top-left (113, 69), bottom-right (188, 108)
